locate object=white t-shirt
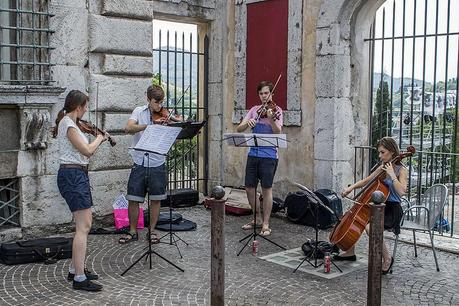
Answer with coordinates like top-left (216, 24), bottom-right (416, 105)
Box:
top-left (58, 116), bottom-right (89, 165)
top-left (129, 105), bottom-right (165, 167)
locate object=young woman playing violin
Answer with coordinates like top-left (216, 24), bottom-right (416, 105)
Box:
top-left (336, 137), bottom-right (408, 274)
top-left (52, 90), bottom-right (109, 291)
top-left (236, 80), bottom-right (283, 237)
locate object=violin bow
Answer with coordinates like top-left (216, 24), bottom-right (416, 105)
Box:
top-left (162, 85), bottom-right (190, 125)
top-left (254, 74), bottom-right (282, 122)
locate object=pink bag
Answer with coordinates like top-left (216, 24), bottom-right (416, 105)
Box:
top-left (114, 208), bottom-right (144, 230)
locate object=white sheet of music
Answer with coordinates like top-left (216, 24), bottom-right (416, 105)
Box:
top-left (223, 133), bottom-right (287, 148)
top-left (134, 125), bottom-right (182, 155)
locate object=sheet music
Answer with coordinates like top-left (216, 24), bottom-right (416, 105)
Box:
top-left (134, 125), bottom-right (182, 155)
top-left (223, 133), bottom-right (287, 148)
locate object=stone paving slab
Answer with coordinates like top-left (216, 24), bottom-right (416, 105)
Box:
top-left (1, 206), bottom-right (459, 305)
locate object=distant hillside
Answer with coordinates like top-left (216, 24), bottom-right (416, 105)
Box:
top-left (373, 73), bottom-right (431, 92)
top-left (153, 47), bottom-right (198, 89)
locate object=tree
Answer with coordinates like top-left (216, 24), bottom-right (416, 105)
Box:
top-left (371, 81), bottom-right (391, 164)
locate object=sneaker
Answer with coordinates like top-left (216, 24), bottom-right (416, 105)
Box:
top-left (67, 269), bottom-right (99, 281)
top-left (332, 254), bottom-right (357, 261)
top-left (72, 279), bottom-right (103, 292)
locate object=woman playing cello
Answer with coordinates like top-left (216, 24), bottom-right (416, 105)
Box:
top-left (335, 137), bottom-right (408, 274)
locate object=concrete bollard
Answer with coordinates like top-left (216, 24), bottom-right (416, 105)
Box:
top-left (206, 186), bottom-right (225, 306)
top-left (367, 190), bottom-right (386, 306)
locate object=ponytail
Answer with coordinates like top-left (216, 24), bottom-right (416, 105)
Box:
top-left (52, 109), bottom-right (66, 138)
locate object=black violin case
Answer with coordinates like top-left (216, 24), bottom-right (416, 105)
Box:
top-left (0, 237), bottom-right (72, 265)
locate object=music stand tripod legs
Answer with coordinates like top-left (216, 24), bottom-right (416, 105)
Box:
top-left (237, 187), bottom-right (286, 256)
top-left (121, 153), bottom-right (184, 276)
top-left (292, 183), bottom-right (342, 273)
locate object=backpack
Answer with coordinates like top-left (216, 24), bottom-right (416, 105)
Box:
top-left (301, 239), bottom-right (339, 259)
top-left (285, 189), bottom-right (342, 229)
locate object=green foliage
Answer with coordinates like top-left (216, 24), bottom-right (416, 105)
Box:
top-left (167, 138), bottom-right (198, 178)
top-left (151, 73), bottom-right (164, 88)
top-left (371, 81), bottom-right (391, 164)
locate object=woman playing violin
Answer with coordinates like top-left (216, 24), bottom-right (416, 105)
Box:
top-left (336, 137), bottom-right (408, 274)
top-left (52, 90), bottom-right (108, 291)
top-left (236, 80), bottom-right (283, 237)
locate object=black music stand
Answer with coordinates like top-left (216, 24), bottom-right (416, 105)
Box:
top-left (223, 133), bottom-right (287, 255)
top-left (121, 125), bottom-right (184, 276)
top-left (159, 121), bottom-right (206, 258)
top-left (292, 183), bottom-right (342, 273)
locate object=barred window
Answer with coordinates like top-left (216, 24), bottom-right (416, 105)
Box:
top-left (0, 178), bottom-right (19, 227)
top-left (0, 0), bottom-right (53, 85)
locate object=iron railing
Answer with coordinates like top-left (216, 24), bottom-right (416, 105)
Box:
top-left (364, 0), bottom-right (459, 237)
top-left (0, 178), bottom-right (20, 227)
top-left (0, 0), bottom-right (54, 84)
top-left (153, 30), bottom-right (209, 194)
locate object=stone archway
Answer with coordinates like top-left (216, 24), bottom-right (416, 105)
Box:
top-left (314, 0), bottom-right (386, 191)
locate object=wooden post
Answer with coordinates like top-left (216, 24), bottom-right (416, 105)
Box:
top-left (367, 191), bottom-right (386, 306)
top-left (207, 186), bottom-right (225, 306)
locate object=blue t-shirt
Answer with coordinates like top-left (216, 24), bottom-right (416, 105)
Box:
top-left (244, 105), bottom-right (283, 159)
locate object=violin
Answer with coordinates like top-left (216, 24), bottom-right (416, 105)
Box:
top-left (255, 101), bottom-right (281, 121)
top-left (77, 119), bottom-right (116, 147)
top-left (329, 146), bottom-right (415, 251)
top-left (151, 107), bottom-right (183, 125)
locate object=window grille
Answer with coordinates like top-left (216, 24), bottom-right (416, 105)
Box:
top-left (0, 178), bottom-right (20, 227)
top-left (0, 0), bottom-right (54, 85)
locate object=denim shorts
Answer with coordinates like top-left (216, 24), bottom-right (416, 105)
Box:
top-left (126, 163), bottom-right (167, 202)
top-left (57, 168), bottom-right (93, 212)
top-left (245, 156), bottom-right (278, 188)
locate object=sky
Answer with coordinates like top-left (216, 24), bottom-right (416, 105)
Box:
top-left (153, 20), bottom-right (198, 52)
top-left (373, 0), bottom-right (459, 83)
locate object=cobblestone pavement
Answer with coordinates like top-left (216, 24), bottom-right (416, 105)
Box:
top-left (1, 206), bottom-right (459, 305)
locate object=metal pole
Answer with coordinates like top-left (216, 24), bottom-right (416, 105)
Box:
top-left (367, 191), bottom-right (386, 306)
top-left (207, 186), bottom-right (225, 306)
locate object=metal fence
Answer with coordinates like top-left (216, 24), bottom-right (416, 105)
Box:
top-left (153, 30), bottom-right (209, 194)
top-left (364, 0), bottom-right (459, 237)
top-left (0, 178), bottom-right (20, 227)
top-left (0, 0), bottom-right (53, 84)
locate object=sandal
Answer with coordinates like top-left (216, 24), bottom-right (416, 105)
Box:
top-left (241, 220), bottom-right (262, 230)
top-left (260, 227), bottom-right (272, 236)
top-left (146, 232), bottom-right (160, 244)
top-left (118, 232), bottom-right (138, 244)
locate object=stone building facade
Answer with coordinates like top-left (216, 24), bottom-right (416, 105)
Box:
top-left (0, 0), bottom-right (386, 240)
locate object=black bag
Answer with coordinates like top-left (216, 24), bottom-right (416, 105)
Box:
top-left (160, 188), bottom-right (199, 208)
top-left (286, 189), bottom-right (342, 229)
top-left (0, 237), bottom-right (73, 265)
top-left (271, 197), bottom-right (286, 214)
top-left (301, 239), bottom-right (339, 259)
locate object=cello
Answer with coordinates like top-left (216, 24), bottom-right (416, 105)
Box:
top-left (329, 145), bottom-right (415, 251)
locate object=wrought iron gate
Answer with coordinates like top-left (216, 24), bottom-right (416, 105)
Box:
top-left (153, 29), bottom-right (209, 194)
top-left (366, 0), bottom-right (459, 236)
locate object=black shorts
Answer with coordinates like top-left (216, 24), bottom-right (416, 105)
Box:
top-left (384, 201), bottom-right (403, 235)
top-left (244, 156), bottom-right (278, 189)
top-left (126, 163), bottom-right (167, 202)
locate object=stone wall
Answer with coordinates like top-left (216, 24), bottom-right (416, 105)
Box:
top-left (0, 0), bottom-right (228, 240)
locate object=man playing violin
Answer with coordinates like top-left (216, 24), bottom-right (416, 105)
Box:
top-left (336, 137), bottom-right (407, 274)
top-left (119, 84), bottom-right (167, 245)
top-left (236, 80), bottom-right (283, 236)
